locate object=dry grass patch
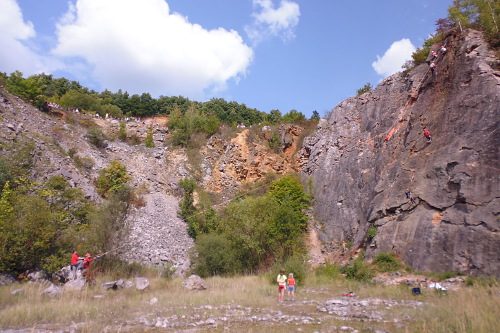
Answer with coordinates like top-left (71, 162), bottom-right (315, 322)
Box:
top-left (1, 275), bottom-right (499, 332)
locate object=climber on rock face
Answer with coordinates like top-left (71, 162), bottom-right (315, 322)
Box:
top-left (440, 45), bottom-right (447, 55)
top-left (430, 61), bottom-right (436, 75)
top-left (405, 188), bottom-right (415, 204)
top-left (423, 128), bottom-right (432, 143)
top-left (431, 50), bottom-right (438, 60)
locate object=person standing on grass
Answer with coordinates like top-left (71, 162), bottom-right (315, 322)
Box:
top-left (277, 269), bottom-right (287, 303)
top-left (287, 273), bottom-right (296, 301)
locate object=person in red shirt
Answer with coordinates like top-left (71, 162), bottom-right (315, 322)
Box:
top-left (70, 250), bottom-right (82, 279)
top-left (287, 273), bottom-right (296, 301)
top-left (83, 253), bottom-right (101, 282)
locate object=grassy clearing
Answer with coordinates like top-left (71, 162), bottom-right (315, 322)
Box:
top-left (0, 274), bottom-right (498, 332)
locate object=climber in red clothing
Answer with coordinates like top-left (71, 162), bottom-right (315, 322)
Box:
top-left (423, 128), bottom-right (432, 143)
top-left (83, 253), bottom-right (100, 282)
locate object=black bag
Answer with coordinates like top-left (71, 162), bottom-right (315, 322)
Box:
top-left (412, 287), bottom-right (421, 295)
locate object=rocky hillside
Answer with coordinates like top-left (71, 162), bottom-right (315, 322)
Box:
top-left (0, 88), bottom-right (304, 275)
top-left (0, 91), bottom-right (195, 274)
top-left (301, 29), bottom-right (499, 276)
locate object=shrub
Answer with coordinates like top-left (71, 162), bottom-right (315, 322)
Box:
top-left (118, 121), bottom-right (127, 141)
top-left (341, 251), bottom-right (375, 282)
top-left (373, 252), bottom-right (404, 272)
top-left (367, 225), bottom-right (377, 239)
top-left (178, 177), bottom-right (197, 237)
top-left (268, 132), bottom-right (281, 153)
top-left (192, 233), bottom-right (239, 277)
top-left (145, 125), bottom-right (154, 147)
top-left (0, 177), bottom-right (93, 275)
top-left (86, 187), bottom-right (131, 254)
top-left (410, 34), bottom-right (443, 67)
top-left (356, 83), bottom-right (372, 96)
top-left (74, 155), bottom-right (94, 171)
top-left (315, 261), bottom-right (342, 280)
top-left (94, 256), bottom-right (152, 278)
top-left (96, 161), bottom-right (130, 197)
top-left (86, 126), bottom-right (107, 148)
top-left (267, 255), bottom-right (309, 286)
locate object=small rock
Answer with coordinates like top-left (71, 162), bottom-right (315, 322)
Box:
top-left (11, 288), bottom-right (25, 295)
top-left (135, 277), bottom-right (150, 291)
top-left (182, 275), bottom-right (207, 291)
top-left (41, 284), bottom-right (63, 298)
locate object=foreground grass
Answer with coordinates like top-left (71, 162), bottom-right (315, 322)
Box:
top-left (0, 274), bottom-right (498, 332)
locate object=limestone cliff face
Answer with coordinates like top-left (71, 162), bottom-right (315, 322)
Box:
top-left (301, 29), bottom-right (500, 276)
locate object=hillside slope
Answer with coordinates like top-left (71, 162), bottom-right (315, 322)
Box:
top-left (301, 29), bottom-right (499, 276)
top-left (0, 91), bottom-right (193, 273)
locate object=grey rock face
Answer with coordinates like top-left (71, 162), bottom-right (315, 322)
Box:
top-left (301, 29), bottom-right (500, 276)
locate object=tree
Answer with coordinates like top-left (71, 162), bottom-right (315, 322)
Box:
top-left (178, 178), bottom-right (197, 237)
top-left (282, 109), bottom-right (306, 124)
top-left (6, 71), bottom-right (42, 100)
top-left (448, 0), bottom-right (499, 45)
top-left (267, 109), bottom-right (282, 123)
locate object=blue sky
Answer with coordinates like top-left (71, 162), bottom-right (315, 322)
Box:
top-left (0, 0), bottom-right (452, 118)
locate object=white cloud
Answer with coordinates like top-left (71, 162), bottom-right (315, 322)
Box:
top-left (246, 0), bottom-right (300, 45)
top-left (52, 0), bottom-right (253, 98)
top-left (0, 0), bottom-right (48, 74)
top-left (372, 38), bottom-right (416, 77)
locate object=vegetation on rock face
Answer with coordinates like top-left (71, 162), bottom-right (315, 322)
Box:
top-left (96, 161), bottom-right (130, 197)
top-left (356, 82), bottom-right (372, 96)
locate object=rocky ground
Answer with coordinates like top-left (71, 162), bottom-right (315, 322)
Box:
top-left (0, 289), bottom-right (431, 333)
top-left (0, 271), bottom-right (471, 333)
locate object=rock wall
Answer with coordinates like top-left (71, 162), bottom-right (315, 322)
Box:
top-left (301, 29), bottom-right (500, 276)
